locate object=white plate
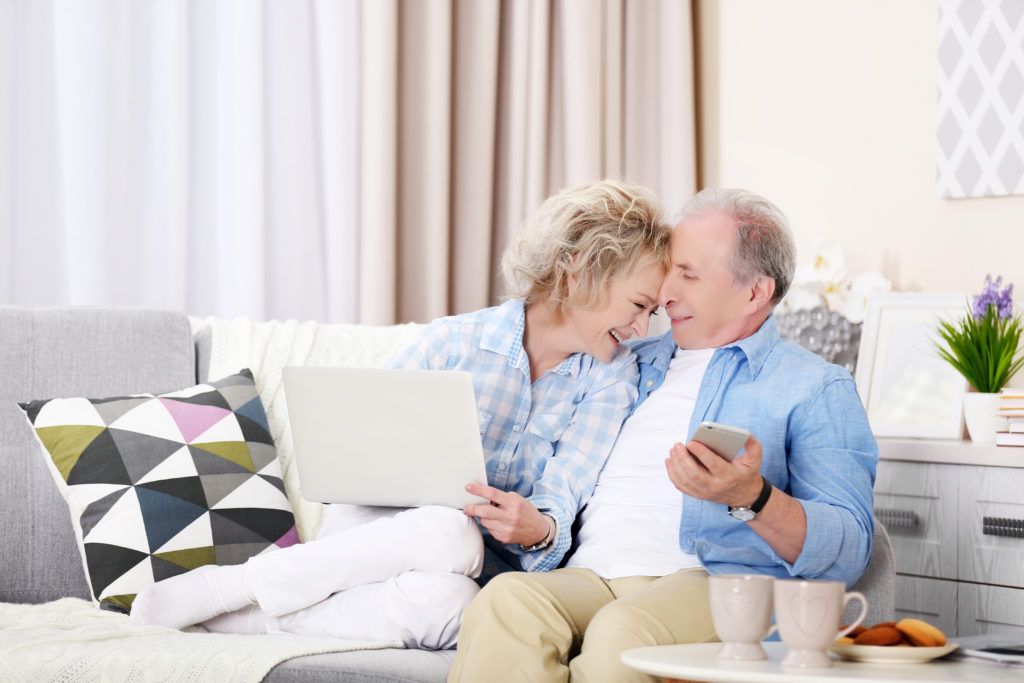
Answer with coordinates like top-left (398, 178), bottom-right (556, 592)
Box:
top-left (829, 642), bottom-right (959, 664)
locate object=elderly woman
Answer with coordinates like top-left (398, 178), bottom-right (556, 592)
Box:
top-left (130, 179), bottom-right (671, 650)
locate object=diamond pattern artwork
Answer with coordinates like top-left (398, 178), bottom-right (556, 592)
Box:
top-left (937, 0), bottom-right (1024, 198)
top-left (20, 369), bottom-right (299, 613)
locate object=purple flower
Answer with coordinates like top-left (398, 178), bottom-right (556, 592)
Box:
top-left (972, 274), bottom-right (1015, 319)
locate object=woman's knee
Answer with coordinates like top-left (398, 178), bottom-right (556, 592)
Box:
top-left (413, 506), bottom-right (483, 572)
top-left (387, 572), bottom-right (480, 650)
top-left (396, 506), bottom-right (484, 575)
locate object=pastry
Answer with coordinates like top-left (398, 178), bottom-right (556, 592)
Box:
top-left (853, 624), bottom-right (903, 646)
top-left (894, 618), bottom-right (947, 647)
top-left (843, 624), bottom-right (868, 637)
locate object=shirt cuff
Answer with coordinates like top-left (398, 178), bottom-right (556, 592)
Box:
top-left (790, 499), bottom-right (845, 578)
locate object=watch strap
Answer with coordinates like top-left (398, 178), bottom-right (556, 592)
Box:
top-left (728, 476), bottom-right (772, 517)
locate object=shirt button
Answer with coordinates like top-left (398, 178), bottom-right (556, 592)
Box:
top-left (513, 425), bottom-right (520, 432)
top-left (499, 463), bottom-right (506, 471)
top-left (646, 380), bottom-right (654, 387)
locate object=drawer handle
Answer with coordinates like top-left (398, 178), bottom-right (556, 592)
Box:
top-left (875, 508), bottom-right (920, 529)
top-left (982, 516), bottom-right (1024, 538)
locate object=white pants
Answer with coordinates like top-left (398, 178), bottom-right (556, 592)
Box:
top-left (244, 504), bottom-right (484, 649)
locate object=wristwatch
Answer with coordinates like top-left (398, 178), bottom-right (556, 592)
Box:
top-left (727, 477), bottom-right (772, 522)
top-left (520, 514), bottom-right (556, 552)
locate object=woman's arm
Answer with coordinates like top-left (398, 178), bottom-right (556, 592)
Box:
top-left (517, 353), bottom-right (640, 571)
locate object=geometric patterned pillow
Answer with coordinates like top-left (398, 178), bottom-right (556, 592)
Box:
top-left (19, 369), bottom-right (299, 613)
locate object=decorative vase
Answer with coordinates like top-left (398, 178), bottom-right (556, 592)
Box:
top-left (962, 392), bottom-right (1001, 445)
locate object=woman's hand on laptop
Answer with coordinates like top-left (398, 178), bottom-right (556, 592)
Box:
top-left (463, 484), bottom-right (551, 547)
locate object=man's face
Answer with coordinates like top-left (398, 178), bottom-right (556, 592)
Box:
top-left (658, 210), bottom-right (758, 350)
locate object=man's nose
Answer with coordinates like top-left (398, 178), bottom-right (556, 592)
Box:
top-left (658, 279), bottom-right (675, 309)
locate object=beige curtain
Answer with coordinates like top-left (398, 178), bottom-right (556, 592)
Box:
top-left (358, 0), bottom-right (696, 325)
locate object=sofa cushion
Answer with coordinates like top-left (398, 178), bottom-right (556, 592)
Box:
top-left (19, 369), bottom-right (299, 612)
top-left (0, 306), bottom-right (197, 605)
top-left (264, 648), bottom-right (454, 683)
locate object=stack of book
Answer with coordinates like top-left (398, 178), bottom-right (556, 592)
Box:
top-left (996, 388), bottom-right (1024, 446)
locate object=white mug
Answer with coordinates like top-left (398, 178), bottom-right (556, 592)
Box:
top-left (708, 574), bottom-right (777, 660)
top-left (773, 579), bottom-right (868, 668)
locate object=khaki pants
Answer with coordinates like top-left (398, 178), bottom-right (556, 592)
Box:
top-left (448, 567), bottom-right (716, 683)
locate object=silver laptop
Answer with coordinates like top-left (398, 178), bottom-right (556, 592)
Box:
top-left (282, 366), bottom-right (489, 508)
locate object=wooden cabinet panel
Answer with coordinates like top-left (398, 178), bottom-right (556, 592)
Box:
top-left (875, 461), bottom-right (958, 579)
top-left (893, 574), bottom-right (958, 638)
top-left (959, 465), bottom-right (1024, 588)
top-left (875, 441), bottom-right (1024, 639)
top-left (957, 582), bottom-right (1024, 638)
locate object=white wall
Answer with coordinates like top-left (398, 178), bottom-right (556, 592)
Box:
top-left (698, 0), bottom-right (1024, 296)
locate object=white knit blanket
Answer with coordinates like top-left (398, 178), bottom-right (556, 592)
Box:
top-left (0, 598), bottom-right (399, 683)
top-left (189, 316), bottom-right (425, 541)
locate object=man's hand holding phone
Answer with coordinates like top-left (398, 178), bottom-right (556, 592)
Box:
top-left (690, 421), bottom-right (750, 461)
top-left (665, 421), bottom-right (765, 509)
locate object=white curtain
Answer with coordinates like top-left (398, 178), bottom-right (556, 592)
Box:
top-left (2, 0), bottom-right (360, 322)
top-left (2, 0), bottom-right (695, 325)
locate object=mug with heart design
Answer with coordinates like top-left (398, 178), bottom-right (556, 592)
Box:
top-left (708, 574), bottom-right (777, 660)
top-left (773, 578), bottom-right (868, 668)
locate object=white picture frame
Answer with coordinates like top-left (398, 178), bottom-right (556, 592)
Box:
top-left (855, 292), bottom-right (969, 439)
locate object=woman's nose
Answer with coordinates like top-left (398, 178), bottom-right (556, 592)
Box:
top-left (634, 313), bottom-right (650, 338)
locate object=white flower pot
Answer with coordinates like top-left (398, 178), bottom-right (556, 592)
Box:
top-left (962, 393), bottom-right (1001, 445)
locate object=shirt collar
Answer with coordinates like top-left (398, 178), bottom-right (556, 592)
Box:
top-left (480, 299), bottom-right (581, 377)
top-left (717, 314), bottom-right (779, 377)
top-left (642, 331), bottom-right (680, 372)
top-left (639, 314), bottom-right (780, 377)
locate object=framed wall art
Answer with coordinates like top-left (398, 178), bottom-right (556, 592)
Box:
top-left (855, 292), bottom-right (970, 439)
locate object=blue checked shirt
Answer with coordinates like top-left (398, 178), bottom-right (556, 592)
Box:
top-left (389, 299), bottom-right (639, 572)
top-left (630, 315), bottom-right (878, 585)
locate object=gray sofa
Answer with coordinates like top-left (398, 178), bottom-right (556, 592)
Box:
top-left (0, 306), bottom-right (451, 682)
top-left (0, 306), bottom-right (894, 682)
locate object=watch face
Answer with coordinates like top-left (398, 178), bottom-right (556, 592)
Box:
top-left (728, 507), bottom-right (756, 522)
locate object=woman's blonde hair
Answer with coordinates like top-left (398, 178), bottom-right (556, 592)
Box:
top-left (502, 179), bottom-right (671, 313)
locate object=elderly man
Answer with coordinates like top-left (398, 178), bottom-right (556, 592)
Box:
top-left (447, 188), bottom-right (878, 682)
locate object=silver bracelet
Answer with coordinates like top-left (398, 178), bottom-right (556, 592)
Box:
top-left (520, 514), bottom-right (556, 552)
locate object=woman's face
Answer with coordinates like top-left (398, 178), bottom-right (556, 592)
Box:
top-left (565, 259), bottom-right (665, 363)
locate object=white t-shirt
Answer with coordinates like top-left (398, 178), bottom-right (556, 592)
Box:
top-left (567, 347), bottom-right (714, 578)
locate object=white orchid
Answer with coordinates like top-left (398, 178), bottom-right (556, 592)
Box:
top-left (779, 284), bottom-right (826, 313)
top-left (843, 272), bottom-right (892, 323)
top-left (780, 239), bottom-right (889, 321)
top-left (793, 239), bottom-right (848, 292)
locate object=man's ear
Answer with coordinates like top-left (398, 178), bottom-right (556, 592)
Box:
top-left (748, 275), bottom-right (775, 307)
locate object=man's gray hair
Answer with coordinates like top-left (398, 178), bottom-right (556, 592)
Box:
top-left (676, 188), bottom-right (796, 305)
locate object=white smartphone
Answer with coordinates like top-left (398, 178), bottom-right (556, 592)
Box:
top-left (691, 421), bottom-right (751, 462)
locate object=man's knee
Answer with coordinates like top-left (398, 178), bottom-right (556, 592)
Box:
top-left (569, 601), bottom-right (669, 683)
top-left (584, 599), bottom-right (672, 651)
top-left (465, 571), bottom-right (537, 620)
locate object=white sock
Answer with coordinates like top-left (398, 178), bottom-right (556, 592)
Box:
top-left (130, 563), bottom-right (255, 629)
top-left (202, 603), bottom-right (269, 634)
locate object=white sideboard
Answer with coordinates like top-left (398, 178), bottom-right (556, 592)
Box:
top-left (876, 438), bottom-right (1024, 638)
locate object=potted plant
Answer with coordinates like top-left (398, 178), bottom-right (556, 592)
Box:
top-left (935, 275), bottom-right (1024, 444)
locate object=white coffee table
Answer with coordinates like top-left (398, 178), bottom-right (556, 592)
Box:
top-left (621, 642), bottom-right (1016, 682)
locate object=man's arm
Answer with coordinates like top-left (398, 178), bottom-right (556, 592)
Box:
top-left (666, 435), bottom-right (807, 563)
top-left (666, 377), bottom-right (877, 582)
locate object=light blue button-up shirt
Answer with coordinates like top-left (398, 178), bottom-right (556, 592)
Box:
top-left (631, 315), bottom-right (878, 586)
top-left (390, 299), bottom-right (639, 572)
